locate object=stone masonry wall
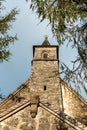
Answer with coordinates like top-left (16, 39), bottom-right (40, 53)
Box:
top-left (61, 81), bottom-right (87, 124)
top-left (34, 47), bottom-right (57, 60)
top-left (29, 59), bottom-right (62, 111)
top-left (0, 105), bottom-right (76, 130)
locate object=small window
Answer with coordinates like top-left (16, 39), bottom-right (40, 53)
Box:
top-left (42, 51), bottom-right (49, 59)
top-left (43, 53), bottom-right (48, 59)
top-left (44, 86), bottom-right (47, 91)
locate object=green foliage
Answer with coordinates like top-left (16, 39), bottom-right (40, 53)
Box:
top-left (30, 0), bottom-right (87, 94)
top-left (0, 1), bottom-right (18, 62)
top-left (30, 0), bottom-right (87, 44)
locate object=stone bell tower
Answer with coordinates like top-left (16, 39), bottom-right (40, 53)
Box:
top-left (0, 36), bottom-right (87, 130)
top-left (29, 36), bottom-right (63, 112)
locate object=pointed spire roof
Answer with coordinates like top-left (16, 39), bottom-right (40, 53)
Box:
top-left (42, 35), bottom-right (50, 46)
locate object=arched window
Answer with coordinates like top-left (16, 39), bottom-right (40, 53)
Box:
top-left (42, 51), bottom-right (48, 59)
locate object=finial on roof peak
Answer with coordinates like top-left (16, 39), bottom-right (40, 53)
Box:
top-left (42, 35), bottom-right (50, 46)
top-left (45, 35), bottom-right (48, 40)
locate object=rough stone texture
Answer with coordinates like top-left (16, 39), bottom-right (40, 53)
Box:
top-left (3, 126), bottom-right (10, 130)
top-left (0, 107), bottom-right (62, 130)
top-left (0, 42), bottom-right (87, 130)
top-left (61, 81), bottom-right (87, 125)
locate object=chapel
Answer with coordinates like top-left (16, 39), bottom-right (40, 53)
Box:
top-left (0, 37), bottom-right (87, 130)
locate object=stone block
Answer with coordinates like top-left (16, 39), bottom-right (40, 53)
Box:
top-left (20, 123), bottom-right (29, 130)
top-left (3, 126), bottom-right (10, 130)
top-left (38, 124), bottom-right (50, 130)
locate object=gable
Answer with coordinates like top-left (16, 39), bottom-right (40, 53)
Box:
top-left (60, 78), bottom-right (87, 125)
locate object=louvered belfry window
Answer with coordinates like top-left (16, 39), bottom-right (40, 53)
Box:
top-left (43, 53), bottom-right (48, 59)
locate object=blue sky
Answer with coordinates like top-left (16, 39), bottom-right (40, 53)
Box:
top-left (0, 0), bottom-right (87, 99)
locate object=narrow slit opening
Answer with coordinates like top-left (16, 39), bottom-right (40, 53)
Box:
top-left (44, 86), bottom-right (46, 91)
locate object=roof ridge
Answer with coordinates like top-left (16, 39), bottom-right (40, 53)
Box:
top-left (0, 100), bottom-right (30, 122)
top-left (39, 102), bottom-right (86, 130)
top-left (0, 80), bottom-right (29, 108)
top-left (0, 99), bottom-right (28, 118)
